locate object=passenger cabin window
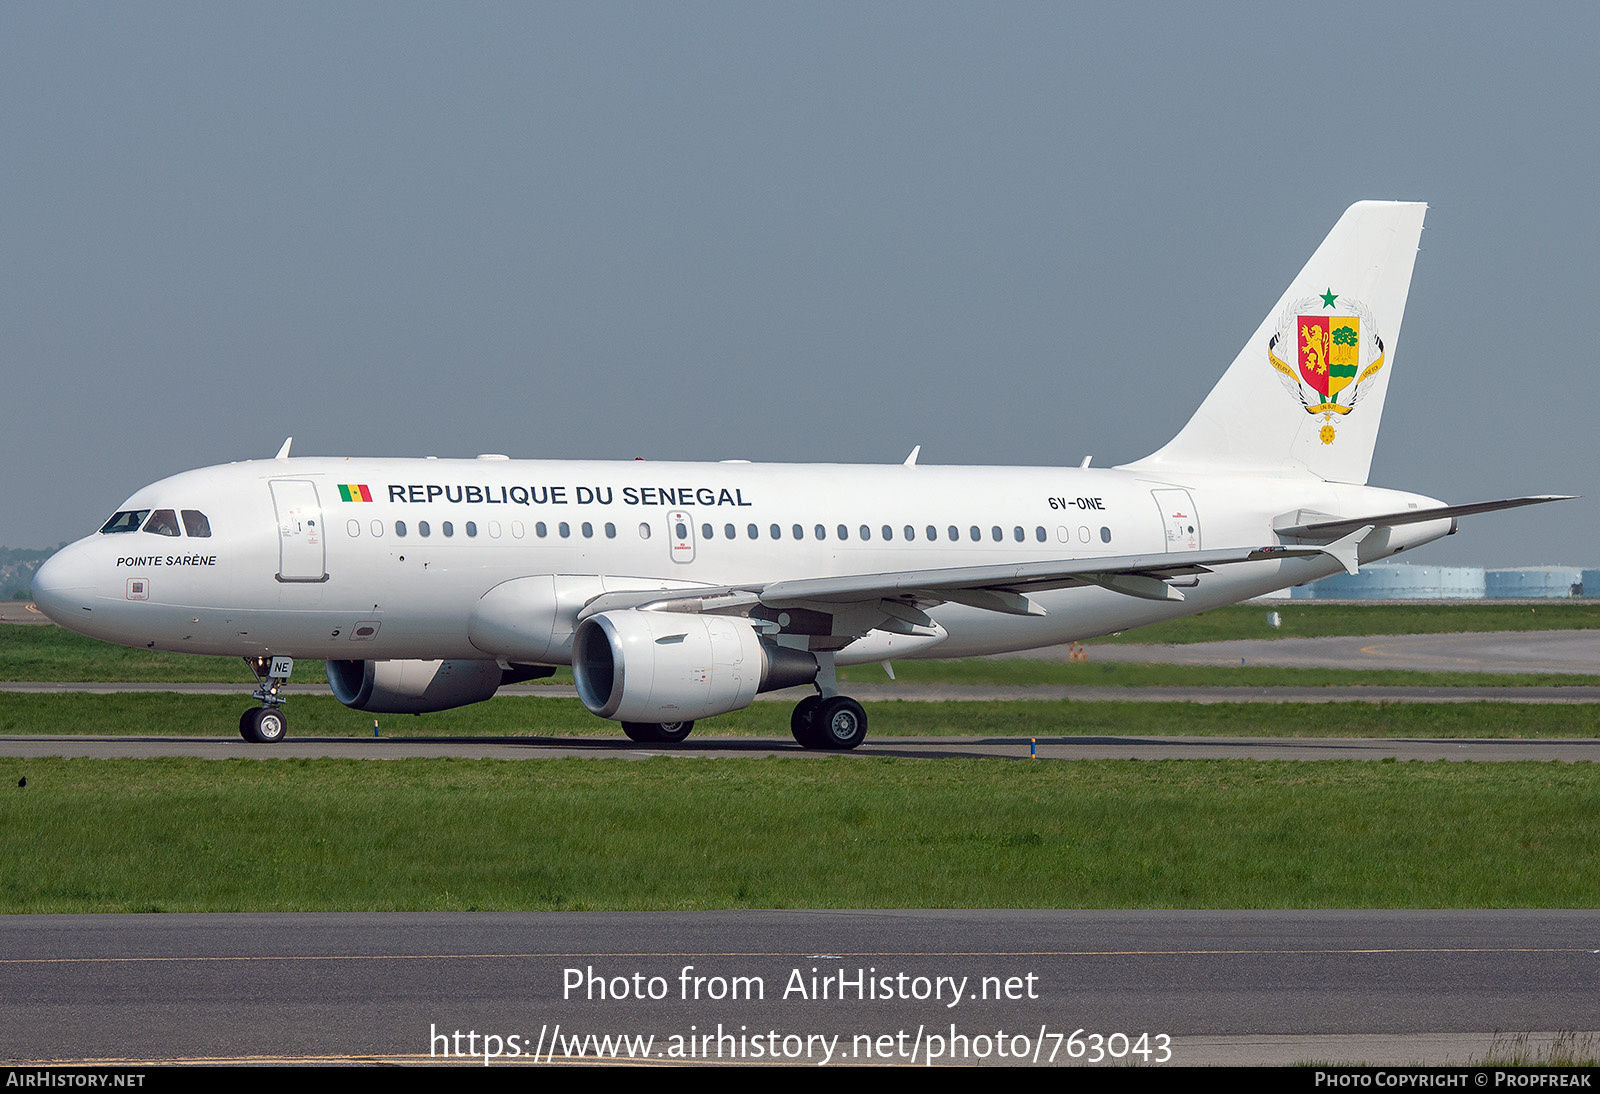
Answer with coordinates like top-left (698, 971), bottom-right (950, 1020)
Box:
top-left (144, 510), bottom-right (181, 537)
top-left (395, 521), bottom-right (408, 537)
top-left (181, 510), bottom-right (212, 537)
top-left (100, 510), bottom-right (151, 534)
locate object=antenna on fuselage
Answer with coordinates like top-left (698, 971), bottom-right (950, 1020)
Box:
top-left (903, 445), bottom-right (921, 467)
top-left (274, 437), bottom-right (293, 460)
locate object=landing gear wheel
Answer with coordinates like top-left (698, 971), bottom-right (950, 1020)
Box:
top-left (622, 722), bottom-right (657, 742)
top-left (621, 721), bottom-right (695, 743)
top-left (654, 721), bottom-right (694, 743)
top-left (813, 696), bottom-right (867, 750)
top-left (240, 707), bottom-right (288, 744)
top-left (790, 695), bottom-right (822, 747)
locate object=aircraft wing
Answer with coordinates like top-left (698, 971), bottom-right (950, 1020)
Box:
top-left (577, 544), bottom-right (1319, 625)
top-left (755, 545), bottom-right (1319, 611)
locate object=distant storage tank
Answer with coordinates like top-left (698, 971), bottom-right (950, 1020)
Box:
top-left (1484, 567), bottom-right (1585, 599)
top-left (1291, 563), bottom-right (1486, 600)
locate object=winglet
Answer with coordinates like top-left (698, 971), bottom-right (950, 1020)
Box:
top-left (274, 437), bottom-right (293, 460)
top-left (903, 445), bottom-right (921, 467)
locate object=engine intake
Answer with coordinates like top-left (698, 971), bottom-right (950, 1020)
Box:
top-left (572, 611), bottom-right (817, 723)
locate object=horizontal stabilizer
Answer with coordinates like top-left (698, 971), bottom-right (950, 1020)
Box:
top-left (1274, 495), bottom-right (1574, 540)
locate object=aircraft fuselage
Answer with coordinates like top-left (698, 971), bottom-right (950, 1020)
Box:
top-left (36, 455), bottom-right (1449, 664)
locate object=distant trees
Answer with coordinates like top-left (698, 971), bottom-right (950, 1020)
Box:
top-left (0, 544), bottom-right (67, 600)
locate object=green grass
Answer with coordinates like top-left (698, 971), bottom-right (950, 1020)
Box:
top-left (1474, 1031), bottom-right (1600, 1067)
top-left (1086, 601), bottom-right (1600, 644)
top-left (3, 624), bottom-right (1595, 688)
top-left (7, 601), bottom-right (1600, 681)
top-left (836, 659), bottom-right (1599, 688)
top-left (2, 757), bottom-right (1597, 912)
top-left (0, 624), bottom-right (578, 686)
top-left (0, 625), bottom-right (320, 683)
top-left (4, 692), bottom-right (1599, 738)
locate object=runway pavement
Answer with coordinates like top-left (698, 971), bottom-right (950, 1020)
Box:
top-left (4, 910), bottom-right (1598, 1067)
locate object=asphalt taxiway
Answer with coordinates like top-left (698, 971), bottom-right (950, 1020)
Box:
top-left (4, 910), bottom-right (1597, 1067)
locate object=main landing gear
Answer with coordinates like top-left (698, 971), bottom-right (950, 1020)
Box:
top-left (790, 695), bottom-right (868, 750)
top-left (789, 653), bottom-right (868, 750)
top-left (240, 655), bottom-right (293, 743)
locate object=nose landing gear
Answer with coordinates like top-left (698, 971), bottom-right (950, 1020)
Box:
top-left (240, 655), bottom-right (293, 743)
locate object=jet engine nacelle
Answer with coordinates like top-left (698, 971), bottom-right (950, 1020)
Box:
top-left (327, 658), bottom-right (511, 714)
top-left (572, 610), bottom-right (817, 723)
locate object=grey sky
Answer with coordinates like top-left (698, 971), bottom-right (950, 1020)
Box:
top-left (3, 2), bottom-right (1593, 566)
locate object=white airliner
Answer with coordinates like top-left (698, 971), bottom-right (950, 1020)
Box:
top-left (32, 202), bottom-right (1567, 748)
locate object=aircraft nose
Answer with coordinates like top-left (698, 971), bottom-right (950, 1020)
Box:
top-left (32, 542), bottom-right (97, 625)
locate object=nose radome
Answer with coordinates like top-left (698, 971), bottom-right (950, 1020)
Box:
top-left (32, 542), bottom-right (96, 626)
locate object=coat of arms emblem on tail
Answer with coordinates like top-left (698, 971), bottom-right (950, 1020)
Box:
top-left (1267, 288), bottom-right (1386, 445)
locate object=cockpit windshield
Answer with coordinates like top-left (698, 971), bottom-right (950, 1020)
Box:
top-left (100, 510), bottom-right (150, 534)
top-left (143, 509), bottom-right (181, 537)
top-left (97, 508), bottom-right (213, 537)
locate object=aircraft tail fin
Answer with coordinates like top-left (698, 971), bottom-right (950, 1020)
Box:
top-left (1124, 201), bottom-right (1426, 485)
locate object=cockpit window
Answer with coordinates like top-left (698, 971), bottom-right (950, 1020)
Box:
top-left (181, 510), bottom-right (212, 537)
top-left (143, 509), bottom-right (181, 537)
top-left (100, 509), bottom-right (151, 534)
